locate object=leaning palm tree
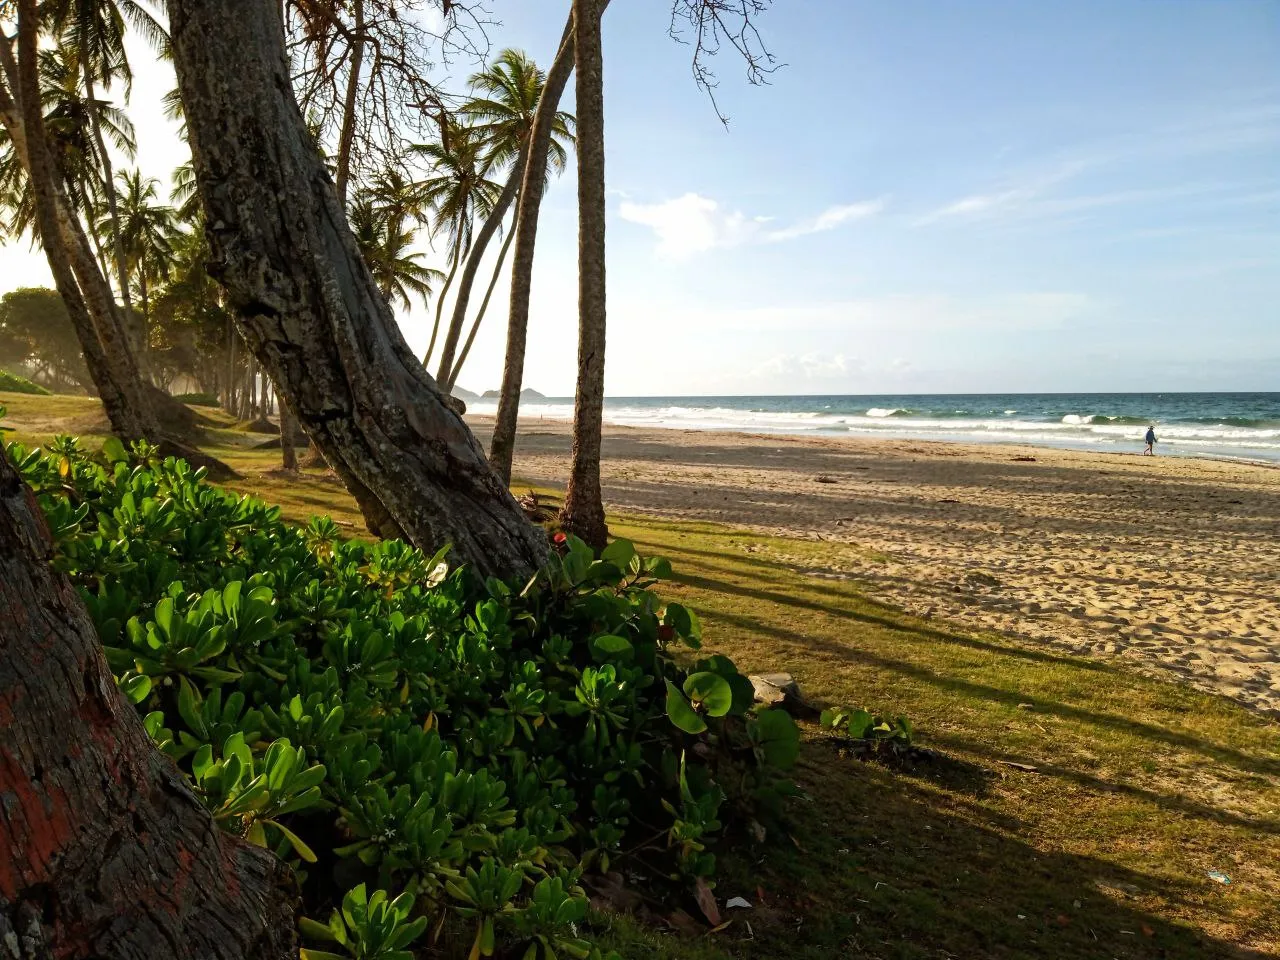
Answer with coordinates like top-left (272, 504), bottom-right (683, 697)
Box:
top-left (44, 0), bottom-right (166, 322)
top-left (410, 118), bottom-right (499, 369)
top-left (433, 49), bottom-right (575, 390)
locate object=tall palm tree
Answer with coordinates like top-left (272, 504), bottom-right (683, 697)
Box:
top-left (411, 118), bottom-right (499, 368)
top-left (433, 48), bottom-right (575, 389)
top-left (105, 168), bottom-right (178, 358)
top-left (489, 13), bottom-right (584, 485)
top-left (558, 0), bottom-right (609, 550)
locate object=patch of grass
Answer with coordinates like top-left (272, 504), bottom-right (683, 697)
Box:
top-left (6, 392), bottom-right (1278, 958)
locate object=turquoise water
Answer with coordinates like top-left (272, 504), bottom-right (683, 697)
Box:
top-left (468, 392), bottom-right (1280, 463)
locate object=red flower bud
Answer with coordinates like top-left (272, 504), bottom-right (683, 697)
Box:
top-left (553, 532), bottom-right (567, 545)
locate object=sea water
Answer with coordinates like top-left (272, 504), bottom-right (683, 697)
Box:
top-left (466, 393), bottom-right (1280, 464)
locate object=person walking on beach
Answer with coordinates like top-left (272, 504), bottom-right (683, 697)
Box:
top-left (1144, 424), bottom-right (1157, 455)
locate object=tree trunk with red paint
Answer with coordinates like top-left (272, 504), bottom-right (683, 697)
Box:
top-left (0, 449), bottom-right (298, 958)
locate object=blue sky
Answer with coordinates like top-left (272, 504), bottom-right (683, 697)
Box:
top-left (3, 0), bottom-right (1277, 395)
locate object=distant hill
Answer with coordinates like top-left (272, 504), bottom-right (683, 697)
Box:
top-left (451, 385), bottom-right (478, 402)
top-left (479, 388), bottom-right (547, 401)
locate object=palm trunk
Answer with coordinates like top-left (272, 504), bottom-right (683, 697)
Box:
top-left (489, 11), bottom-right (582, 485)
top-left (0, 433), bottom-right (298, 960)
top-left (2, 12), bottom-right (155, 441)
top-left (333, 0), bottom-right (364, 204)
top-left (559, 0), bottom-right (609, 550)
top-left (422, 227), bottom-right (465, 366)
top-left (445, 210), bottom-right (516, 393)
top-left (225, 315), bottom-right (237, 411)
top-left (81, 61), bottom-right (136, 351)
top-left (435, 155), bottom-right (525, 386)
top-left (169, 0), bottom-right (547, 579)
top-left (279, 394), bottom-right (300, 471)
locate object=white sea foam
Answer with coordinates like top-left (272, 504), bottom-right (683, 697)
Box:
top-left (463, 399), bottom-right (1280, 461)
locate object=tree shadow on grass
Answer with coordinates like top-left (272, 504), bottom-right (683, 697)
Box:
top-left (676, 572), bottom-right (1280, 782)
top-left (716, 741), bottom-right (1261, 960)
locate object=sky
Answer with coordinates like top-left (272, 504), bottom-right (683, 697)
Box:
top-left (2, 0), bottom-right (1278, 396)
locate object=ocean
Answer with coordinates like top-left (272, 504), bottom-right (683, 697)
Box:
top-left (467, 392), bottom-right (1280, 464)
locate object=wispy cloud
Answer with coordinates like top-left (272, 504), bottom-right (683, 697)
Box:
top-left (755, 352), bottom-right (852, 379)
top-left (619, 193), bottom-right (885, 259)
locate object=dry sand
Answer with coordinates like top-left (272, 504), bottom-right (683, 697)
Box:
top-left (467, 415), bottom-right (1280, 717)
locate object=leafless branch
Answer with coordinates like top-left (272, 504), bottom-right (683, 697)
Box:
top-left (669, 0), bottom-right (780, 126)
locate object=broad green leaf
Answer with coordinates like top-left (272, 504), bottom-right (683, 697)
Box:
top-left (101, 436), bottom-right (127, 463)
top-left (683, 672), bottom-right (733, 718)
top-left (753, 709), bottom-right (800, 769)
top-left (665, 680), bottom-right (707, 734)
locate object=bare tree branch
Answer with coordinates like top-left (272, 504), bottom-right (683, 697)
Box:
top-left (668, 0), bottom-right (780, 126)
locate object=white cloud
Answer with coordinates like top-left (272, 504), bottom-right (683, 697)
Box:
top-left (618, 193), bottom-right (885, 259)
top-left (617, 193), bottom-right (769, 258)
top-left (766, 200), bottom-right (887, 241)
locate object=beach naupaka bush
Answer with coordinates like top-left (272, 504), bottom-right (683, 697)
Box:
top-left (6, 432), bottom-right (801, 958)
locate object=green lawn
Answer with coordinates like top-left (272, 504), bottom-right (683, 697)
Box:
top-left (4, 391), bottom-right (1278, 959)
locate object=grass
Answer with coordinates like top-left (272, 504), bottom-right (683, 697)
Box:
top-left (4, 391), bottom-right (1279, 959)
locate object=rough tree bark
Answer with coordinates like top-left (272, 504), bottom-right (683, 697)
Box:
top-left (558, 0), bottom-right (609, 550)
top-left (0, 431), bottom-right (298, 958)
top-left (167, 0), bottom-right (547, 579)
top-left (434, 153), bottom-right (525, 387)
top-left (488, 11), bottom-right (581, 485)
top-left (3, 9), bottom-right (157, 442)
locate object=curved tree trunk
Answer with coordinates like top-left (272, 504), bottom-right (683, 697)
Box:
top-left (489, 12), bottom-right (580, 485)
top-left (3, 8), bottom-right (156, 442)
top-left (558, 0), bottom-right (610, 550)
top-left (168, 0), bottom-right (547, 580)
top-left (445, 210), bottom-right (516, 393)
top-left (435, 154), bottom-right (525, 387)
top-left (0, 377), bottom-right (298, 958)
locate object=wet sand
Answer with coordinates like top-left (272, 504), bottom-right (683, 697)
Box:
top-left (468, 416), bottom-right (1280, 717)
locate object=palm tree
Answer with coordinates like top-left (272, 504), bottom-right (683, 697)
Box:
top-left (348, 195), bottom-right (443, 311)
top-left (433, 48), bottom-right (575, 390)
top-left (104, 168), bottom-right (178, 359)
top-left (45, 0), bottom-right (166, 325)
top-left (558, 0), bottom-right (609, 550)
top-left (489, 15), bottom-right (582, 485)
top-left (410, 118), bottom-right (499, 369)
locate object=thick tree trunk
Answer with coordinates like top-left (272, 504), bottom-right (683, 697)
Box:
top-left (168, 0), bottom-right (547, 579)
top-left (0, 404), bottom-right (298, 958)
top-left (435, 155), bottom-right (525, 387)
top-left (446, 211), bottom-right (516, 392)
top-left (559, 0), bottom-right (609, 550)
top-left (332, 0), bottom-right (364, 205)
top-left (225, 317), bottom-right (237, 412)
top-left (489, 12), bottom-right (579, 485)
top-left (4, 6), bottom-right (156, 442)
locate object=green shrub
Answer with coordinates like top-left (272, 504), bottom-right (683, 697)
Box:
top-left (820, 705), bottom-right (914, 761)
top-left (0, 369), bottom-right (51, 395)
top-left (7, 432), bottom-right (801, 957)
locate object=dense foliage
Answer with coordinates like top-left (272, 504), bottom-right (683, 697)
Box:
top-left (8, 433), bottom-right (801, 959)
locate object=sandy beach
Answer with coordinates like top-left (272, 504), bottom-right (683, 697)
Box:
top-left (469, 415), bottom-right (1280, 717)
